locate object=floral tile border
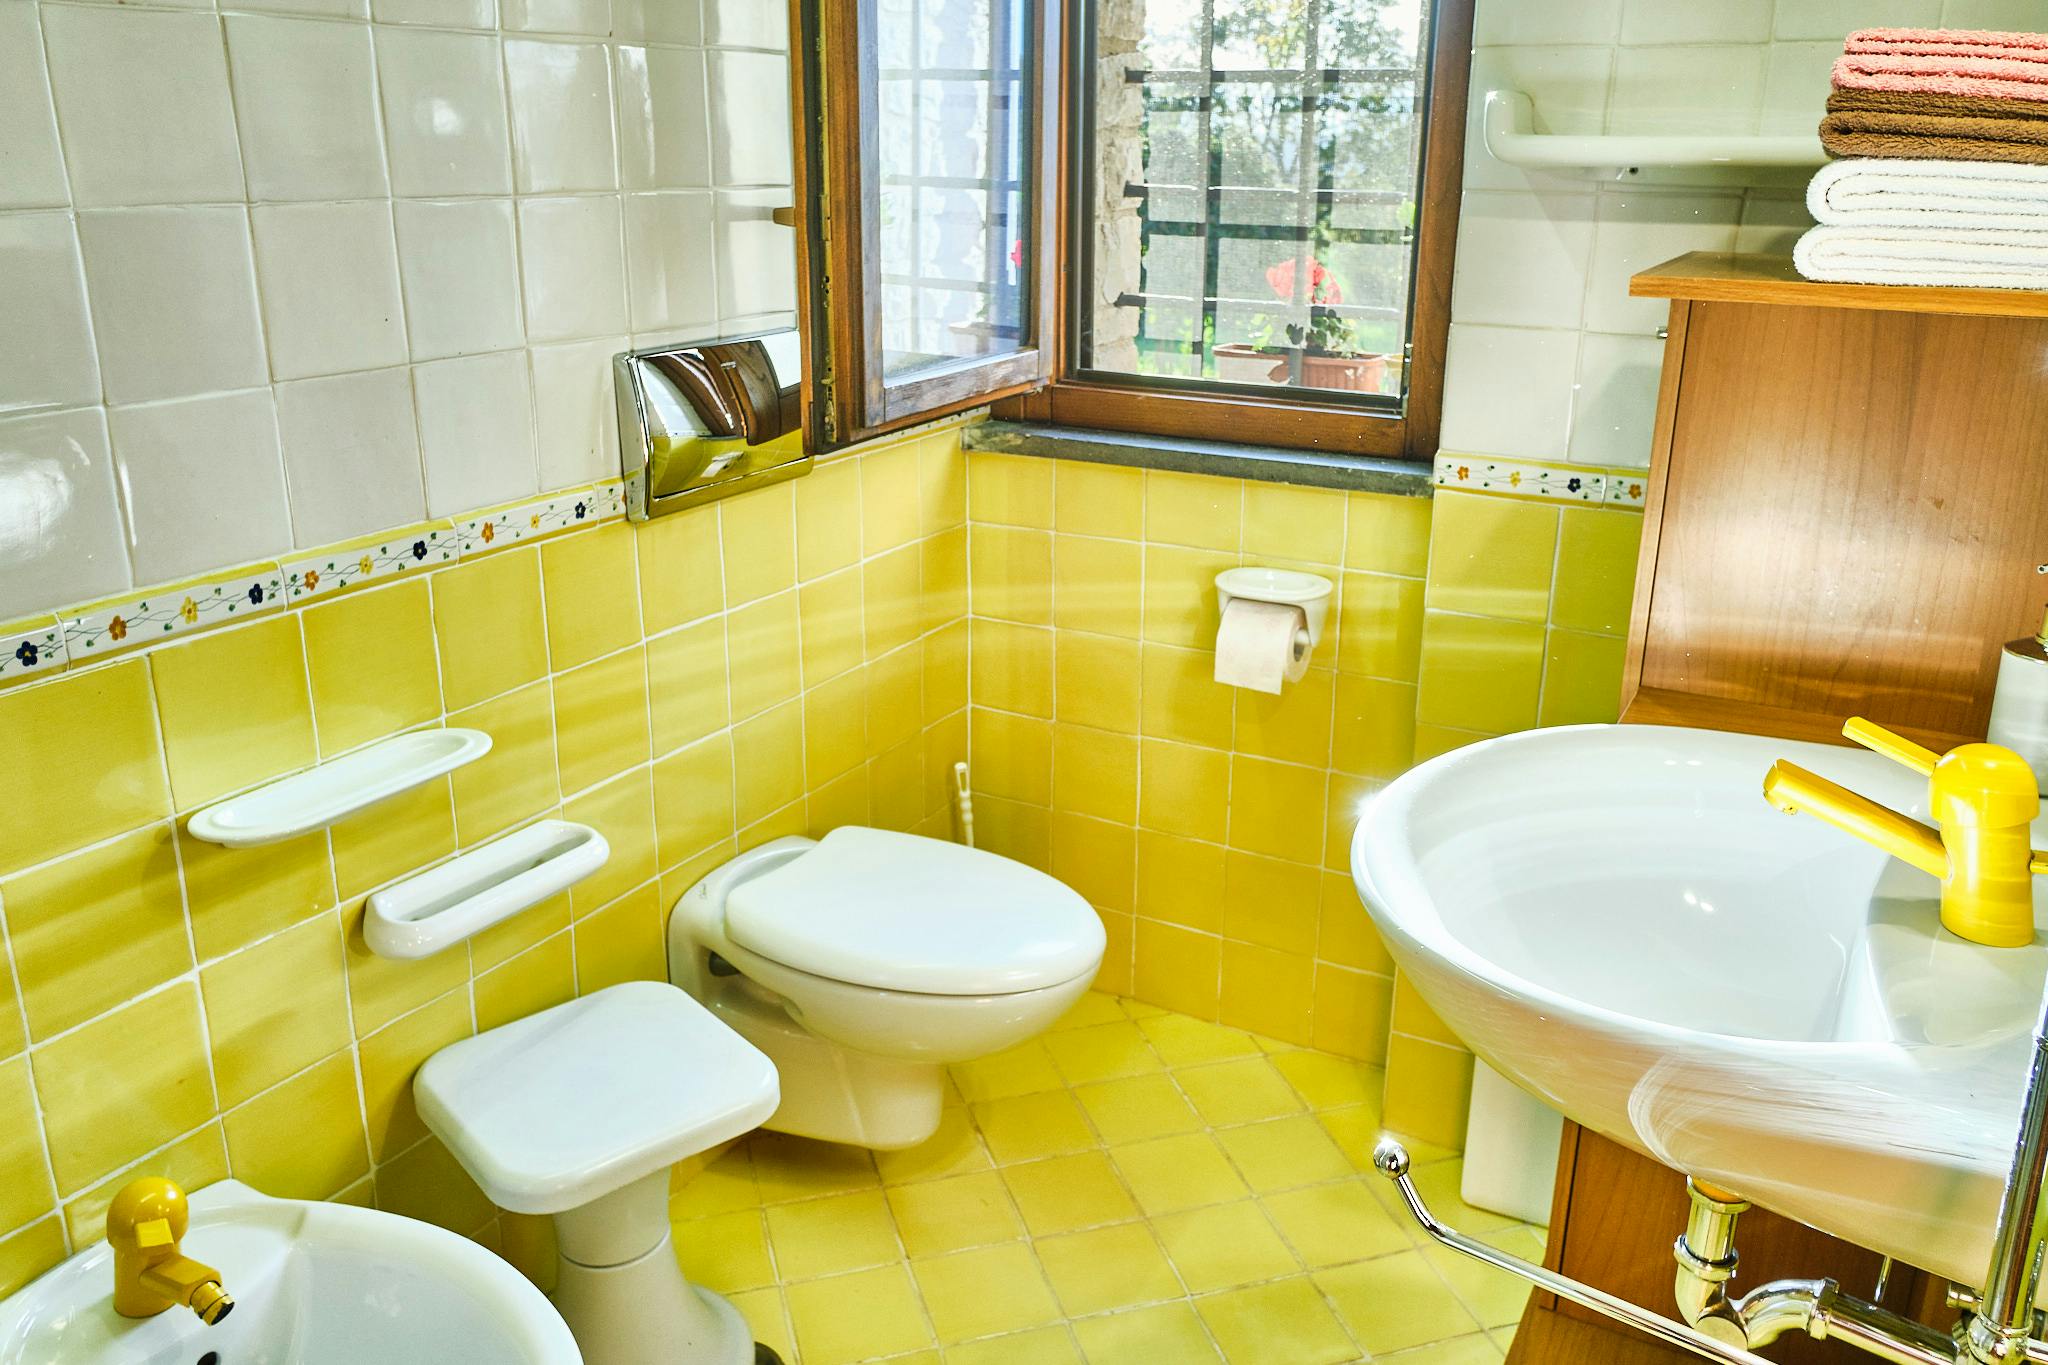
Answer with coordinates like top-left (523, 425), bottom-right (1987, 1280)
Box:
top-left (283, 523), bottom-right (459, 603)
top-left (455, 487), bottom-right (607, 556)
top-left (1434, 454), bottom-right (1648, 510)
top-left (589, 478), bottom-right (628, 522)
top-left (0, 616), bottom-right (66, 687)
top-left (63, 561), bottom-right (287, 661)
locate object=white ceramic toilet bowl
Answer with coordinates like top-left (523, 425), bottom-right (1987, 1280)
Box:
top-left (669, 827), bottom-right (1105, 1149)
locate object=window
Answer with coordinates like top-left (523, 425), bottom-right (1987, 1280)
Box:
top-left (792, 0), bottom-right (1470, 457)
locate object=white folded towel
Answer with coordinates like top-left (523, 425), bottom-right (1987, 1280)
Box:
top-left (1794, 222), bottom-right (2048, 286)
top-left (1808, 157), bottom-right (2048, 230)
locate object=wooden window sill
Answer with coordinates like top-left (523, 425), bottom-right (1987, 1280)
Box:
top-left (961, 421), bottom-right (1434, 498)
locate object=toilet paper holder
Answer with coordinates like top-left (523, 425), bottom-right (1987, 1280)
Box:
top-left (1215, 567), bottom-right (1334, 650)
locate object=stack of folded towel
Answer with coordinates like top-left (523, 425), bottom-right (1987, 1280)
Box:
top-left (1794, 27), bottom-right (2048, 288)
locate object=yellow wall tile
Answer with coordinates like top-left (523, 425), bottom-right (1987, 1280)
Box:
top-left (1220, 940), bottom-right (1315, 1044)
top-left (1318, 872), bottom-right (1391, 974)
top-left (1135, 830), bottom-right (1225, 933)
top-left (541, 523), bottom-right (642, 669)
top-left (1346, 492), bottom-right (1432, 577)
top-left (920, 528), bottom-right (968, 634)
top-left (867, 737), bottom-right (924, 833)
top-left (733, 700), bottom-right (806, 827)
top-left (475, 931), bottom-right (575, 1032)
top-left (726, 592), bottom-right (801, 722)
top-left (449, 680), bottom-right (561, 843)
top-left (969, 525), bottom-right (1052, 625)
top-left (376, 1134), bottom-right (493, 1235)
top-left (1423, 491), bottom-right (1558, 624)
top-left (654, 733), bottom-right (736, 866)
top-left (924, 622), bottom-right (969, 722)
top-left (0, 1058), bottom-right (53, 1233)
top-left (968, 452), bottom-right (1054, 528)
top-left (1051, 724), bottom-right (1137, 825)
top-left (649, 616), bottom-right (732, 754)
top-left (1551, 507), bottom-right (1642, 636)
top-left (636, 503), bottom-right (724, 632)
top-left (33, 982), bottom-right (213, 1194)
top-left (1324, 773), bottom-right (1373, 873)
top-left (201, 913), bottom-right (352, 1108)
top-left (341, 893), bottom-right (469, 1037)
top-left (972, 620), bottom-right (1053, 718)
top-left (0, 945), bottom-right (22, 1062)
top-left (1053, 462), bottom-right (1143, 539)
top-left (796, 458), bottom-right (863, 580)
top-left (1336, 571), bottom-right (1424, 681)
top-left (1133, 919), bottom-right (1220, 1019)
top-left (471, 889), bottom-right (570, 972)
top-left (330, 777), bottom-right (457, 900)
top-left (4, 824), bottom-right (189, 1040)
top-left (1136, 740), bottom-right (1227, 843)
top-left (223, 1052), bottom-right (368, 1200)
top-left (805, 667), bottom-right (871, 786)
top-left (861, 442), bottom-right (922, 554)
top-left (1138, 643), bottom-right (1233, 749)
top-left (1540, 627), bottom-right (1627, 727)
top-left (1227, 755), bottom-right (1326, 865)
top-left (1054, 632), bottom-right (1139, 734)
top-left (0, 660), bottom-right (169, 875)
top-left (1383, 1034), bottom-right (1476, 1150)
top-left (1140, 544), bottom-right (1233, 650)
top-left (181, 827), bottom-right (335, 962)
top-left (152, 615), bottom-right (316, 809)
top-left (867, 645), bottom-right (924, 752)
top-left (798, 568), bottom-right (864, 687)
top-left (1311, 965), bottom-right (1392, 1063)
top-left (1233, 666), bottom-right (1334, 768)
top-left (1393, 971), bottom-right (1460, 1047)
top-left (554, 645), bottom-right (651, 795)
top-left (575, 882), bottom-right (666, 993)
top-left (61, 1123), bottom-right (225, 1250)
top-left (1146, 470), bottom-right (1240, 550)
top-left (1331, 674), bottom-right (1417, 781)
top-left (1411, 722), bottom-right (1492, 764)
top-left (1050, 813), bottom-right (1134, 913)
top-left (1243, 481), bottom-right (1345, 566)
top-left (302, 578), bottom-right (441, 754)
top-left (564, 768), bottom-right (657, 914)
top-left (1415, 611), bottom-right (1545, 734)
top-left (1220, 851), bottom-right (1319, 954)
top-left (719, 481), bottom-right (797, 607)
top-left (1052, 535), bottom-right (1142, 639)
top-left (0, 1218), bottom-right (66, 1299)
top-left (919, 433), bottom-right (969, 534)
top-left (969, 708), bottom-right (1052, 806)
top-left (432, 545), bottom-right (548, 709)
top-left (865, 543), bottom-right (926, 656)
top-left (359, 990), bottom-right (470, 1160)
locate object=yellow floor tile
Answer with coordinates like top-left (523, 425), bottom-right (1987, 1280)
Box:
top-left (1153, 1200), bottom-right (1300, 1294)
top-left (1425, 1241), bottom-right (1534, 1329)
top-left (1259, 1180), bottom-right (1413, 1269)
top-left (673, 1209), bottom-right (773, 1293)
top-left (950, 1040), bottom-right (1064, 1104)
top-left (668, 1144), bottom-right (758, 1219)
top-left (1072, 1074), bottom-right (1202, 1146)
top-left (912, 1242), bottom-right (1061, 1343)
top-left (1316, 1248), bottom-right (1482, 1355)
top-left (1269, 1049), bottom-right (1385, 1112)
top-left (1071, 1301), bottom-right (1222, 1364)
top-left (874, 1105), bottom-right (991, 1185)
top-left (886, 1171), bottom-right (1023, 1258)
top-left (764, 1189), bottom-right (900, 1279)
top-left (1001, 1153), bottom-right (1139, 1237)
top-left (1405, 1159), bottom-right (1517, 1234)
top-left (946, 1324), bottom-right (1083, 1365)
top-left (1173, 1058), bottom-right (1307, 1127)
top-left (785, 1264), bottom-right (935, 1365)
top-left (1194, 1277), bottom-right (1358, 1365)
top-left (972, 1090), bottom-right (1097, 1165)
top-left (1109, 1134), bottom-right (1249, 1218)
top-left (749, 1132), bottom-right (880, 1204)
top-left (1135, 1012), bottom-right (1265, 1068)
top-left (1385, 1333), bottom-right (1506, 1364)
top-left (1043, 1021), bottom-right (1167, 1085)
top-left (726, 1286), bottom-right (794, 1362)
top-left (1213, 1116), bottom-right (1354, 1194)
top-left (1051, 992), bottom-right (1128, 1031)
top-left (1033, 1221), bottom-right (1182, 1317)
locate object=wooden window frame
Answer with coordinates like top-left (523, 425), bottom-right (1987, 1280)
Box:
top-left (791, 0), bottom-right (1067, 450)
top-left (1004, 0), bottom-right (1475, 460)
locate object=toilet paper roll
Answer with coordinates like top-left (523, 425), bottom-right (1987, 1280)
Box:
top-left (1214, 598), bottom-right (1311, 694)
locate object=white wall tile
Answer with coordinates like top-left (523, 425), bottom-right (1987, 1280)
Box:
top-left (77, 206), bottom-right (269, 405)
top-left (415, 351), bottom-right (539, 516)
top-left (506, 39), bottom-right (619, 193)
top-left (1449, 190), bottom-right (1596, 331)
top-left (276, 368), bottom-right (427, 546)
top-left (375, 28), bottom-right (515, 198)
top-left (1773, 0), bottom-right (1939, 42)
top-left (614, 0), bottom-right (700, 45)
top-left (1582, 190), bottom-right (1741, 334)
top-left (395, 198), bottom-right (525, 359)
top-left (1735, 193), bottom-right (1814, 255)
top-left (1438, 323), bottom-right (1580, 460)
top-left (108, 391), bottom-right (294, 581)
top-left (531, 335), bottom-right (623, 489)
top-left (1567, 332), bottom-right (1664, 469)
top-left (1474, 0), bottom-right (1620, 48)
top-left (227, 16), bottom-right (390, 202)
top-left (1618, 0), bottom-right (1772, 47)
top-left (518, 195), bottom-right (629, 342)
top-left (251, 201), bottom-right (409, 382)
top-left (624, 191), bottom-right (716, 331)
top-left (503, 0), bottom-right (609, 35)
top-left (0, 213), bottom-right (99, 416)
top-left (372, 0), bottom-right (497, 25)
top-left (41, 6), bottom-right (244, 209)
top-left (236, 0), bottom-right (372, 21)
top-left (1941, 0), bottom-right (2046, 26)
top-left (714, 189), bottom-right (796, 319)
top-left (616, 45), bottom-right (711, 190)
top-left (707, 50), bottom-right (791, 186)
top-left (703, 0), bottom-right (783, 50)
top-left (0, 6), bottom-right (67, 210)
top-left (1760, 41), bottom-right (1840, 135)
top-left (1610, 46), bottom-right (1765, 136)
top-left (1461, 45), bottom-right (1614, 194)
top-left (0, 407), bottom-right (130, 618)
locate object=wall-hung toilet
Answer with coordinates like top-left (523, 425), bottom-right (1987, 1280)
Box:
top-left (669, 826), bottom-right (1106, 1149)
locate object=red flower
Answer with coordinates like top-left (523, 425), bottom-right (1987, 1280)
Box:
top-left (1265, 256), bottom-right (1342, 306)
top-left (1010, 239), bottom-right (1023, 269)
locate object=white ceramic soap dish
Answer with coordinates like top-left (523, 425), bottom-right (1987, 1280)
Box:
top-left (186, 728), bottom-right (493, 847)
top-left (365, 819), bottom-right (610, 960)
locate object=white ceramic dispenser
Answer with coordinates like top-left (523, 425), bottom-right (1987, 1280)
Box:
top-left (1213, 566), bottom-right (1333, 693)
top-left (1987, 605), bottom-right (2048, 786)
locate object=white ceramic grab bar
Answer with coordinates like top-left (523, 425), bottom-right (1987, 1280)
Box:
top-left (364, 819), bottom-right (610, 960)
top-left (1481, 89), bottom-right (1825, 176)
top-left (186, 728), bottom-right (493, 847)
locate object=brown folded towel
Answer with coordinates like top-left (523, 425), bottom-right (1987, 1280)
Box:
top-left (1822, 86), bottom-right (2048, 162)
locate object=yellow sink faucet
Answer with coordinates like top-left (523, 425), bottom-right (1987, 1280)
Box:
top-left (107, 1177), bottom-right (234, 1325)
top-left (1763, 717), bottom-right (2048, 948)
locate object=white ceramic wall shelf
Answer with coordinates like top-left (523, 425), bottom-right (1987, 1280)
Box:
top-left (1481, 90), bottom-right (1825, 187)
top-left (186, 728), bottom-right (493, 847)
top-left (365, 819), bottom-right (610, 960)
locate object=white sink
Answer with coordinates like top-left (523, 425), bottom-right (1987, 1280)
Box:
top-left (1352, 723), bottom-right (2048, 1298)
top-left (0, 1181), bottom-right (580, 1363)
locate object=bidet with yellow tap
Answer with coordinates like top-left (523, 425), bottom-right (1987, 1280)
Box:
top-left (1763, 716), bottom-right (2048, 947)
top-left (106, 1177), bottom-right (234, 1325)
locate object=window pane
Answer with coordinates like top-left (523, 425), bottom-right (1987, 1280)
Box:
top-left (873, 0), bottom-right (1035, 382)
top-left (1079, 0), bottom-right (1431, 403)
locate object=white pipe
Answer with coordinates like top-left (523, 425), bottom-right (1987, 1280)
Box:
top-left (953, 761), bottom-right (975, 848)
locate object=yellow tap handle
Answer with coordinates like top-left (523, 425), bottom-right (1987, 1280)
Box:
top-left (1842, 717), bottom-right (1940, 777)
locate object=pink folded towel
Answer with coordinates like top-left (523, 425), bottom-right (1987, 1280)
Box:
top-left (1845, 27), bottom-right (2048, 61)
top-left (1835, 51), bottom-right (2048, 103)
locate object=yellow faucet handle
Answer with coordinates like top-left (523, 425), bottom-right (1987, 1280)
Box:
top-left (1843, 717), bottom-right (1941, 776)
top-left (133, 1218), bottom-right (173, 1251)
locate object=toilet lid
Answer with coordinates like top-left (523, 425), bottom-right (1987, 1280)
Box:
top-left (725, 827), bottom-right (1106, 996)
